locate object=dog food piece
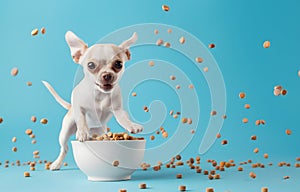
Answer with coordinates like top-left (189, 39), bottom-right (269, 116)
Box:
top-left (273, 85), bottom-right (282, 96)
top-left (170, 75), bottom-right (176, 80)
top-left (260, 120), bottom-right (266, 125)
top-left (263, 41), bottom-right (270, 48)
top-left (169, 110), bottom-right (174, 115)
top-left (33, 151), bottom-right (39, 156)
top-left (244, 104), bottom-right (251, 109)
top-left (179, 36), bottom-right (185, 44)
top-left (132, 92), bottom-right (137, 97)
top-left (32, 140), bottom-right (37, 144)
top-left (31, 116), bottom-right (37, 123)
top-left (143, 106), bottom-right (149, 112)
top-left (148, 61), bottom-right (155, 67)
top-left (30, 162), bottom-right (36, 167)
top-left (206, 188), bottom-right (214, 192)
top-left (214, 174), bottom-right (220, 179)
top-left (296, 157), bottom-right (300, 161)
top-left (153, 165), bottom-right (161, 171)
top-left (203, 67), bottom-right (209, 72)
top-left (178, 185), bottom-right (186, 191)
top-left (238, 166), bottom-right (243, 171)
top-left (239, 92), bottom-right (246, 99)
top-left (283, 176), bottom-right (290, 180)
top-left (12, 147), bottom-right (17, 152)
top-left (264, 153), bottom-right (269, 159)
top-left (12, 137), bottom-right (17, 142)
top-left (175, 155), bottom-right (181, 160)
top-left (164, 42), bottom-right (171, 48)
top-left (195, 57), bottom-right (203, 63)
top-left (176, 161), bottom-right (184, 166)
top-left (167, 28), bottom-right (172, 34)
top-left (225, 162), bottom-right (231, 168)
top-left (150, 135), bottom-right (155, 140)
top-left (220, 161), bottom-right (225, 167)
top-left (281, 89), bottom-right (287, 96)
top-left (187, 118), bottom-right (192, 124)
top-left (249, 172), bottom-right (256, 179)
top-left (30, 134), bottom-right (35, 139)
top-left (162, 132), bottom-right (168, 138)
top-left (31, 28), bottom-right (38, 36)
top-left (221, 140), bottom-right (228, 145)
top-left (112, 160), bottom-right (119, 167)
top-left (40, 118), bottom-right (48, 124)
top-left (24, 172), bottom-right (30, 177)
top-left (162, 4), bottom-right (170, 12)
top-left (175, 85), bottom-right (181, 90)
top-left (188, 84), bottom-right (194, 89)
top-left (156, 39), bottom-right (163, 46)
top-left (208, 43), bottom-right (215, 49)
top-left (41, 27), bottom-right (46, 34)
top-left (242, 118), bottom-right (248, 123)
top-left (203, 170), bottom-right (209, 175)
top-left (154, 29), bottom-right (159, 34)
top-left (261, 187), bottom-right (268, 192)
top-left (255, 120), bottom-right (261, 126)
top-left (123, 133), bottom-right (129, 140)
top-left (222, 114), bottom-right (227, 119)
top-left (211, 110), bottom-right (217, 116)
top-left (253, 148), bottom-right (259, 153)
top-left (34, 155), bottom-right (40, 159)
top-left (181, 118), bottom-right (188, 124)
top-left (208, 174), bottom-right (214, 180)
top-left (11, 67), bottom-right (19, 76)
top-left (176, 173), bottom-right (182, 179)
top-left (0, 117), bottom-right (3, 123)
top-left (139, 183), bottom-right (147, 189)
top-left (119, 189), bottom-right (127, 192)
top-left (285, 129), bottom-right (292, 135)
top-left (27, 82), bottom-right (32, 86)
top-left (295, 163), bottom-right (300, 168)
top-left (251, 135), bottom-right (257, 140)
top-left (216, 133), bottom-right (221, 139)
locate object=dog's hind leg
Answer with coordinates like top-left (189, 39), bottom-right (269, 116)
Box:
top-left (50, 110), bottom-right (76, 170)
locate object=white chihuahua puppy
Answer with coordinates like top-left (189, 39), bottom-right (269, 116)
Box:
top-left (43, 31), bottom-right (143, 170)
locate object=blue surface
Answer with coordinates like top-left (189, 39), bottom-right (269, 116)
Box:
top-left (0, 0), bottom-right (300, 191)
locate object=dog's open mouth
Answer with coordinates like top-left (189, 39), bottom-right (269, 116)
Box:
top-left (95, 83), bottom-right (113, 91)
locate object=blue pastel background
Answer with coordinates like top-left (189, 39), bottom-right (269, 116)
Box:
top-left (0, 0), bottom-right (299, 191)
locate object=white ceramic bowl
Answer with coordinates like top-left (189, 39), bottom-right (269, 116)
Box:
top-left (71, 140), bottom-right (146, 181)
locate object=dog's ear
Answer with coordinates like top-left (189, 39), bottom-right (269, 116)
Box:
top-left (119, 32), bottom-right (138, 60)
top-left (65, 31), bottom-right (88, 63)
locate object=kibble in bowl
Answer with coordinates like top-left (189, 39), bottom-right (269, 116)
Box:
top-left (72, 132), bottom-right (146, 181)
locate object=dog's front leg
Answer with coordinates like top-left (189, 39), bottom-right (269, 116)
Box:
top-left (75, 108), bottom-right (90, 141)
top-left (114, 109), bottom-right (143, 134)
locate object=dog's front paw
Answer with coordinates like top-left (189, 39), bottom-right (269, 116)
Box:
top-left (50, 160), bottom-right (62, 171)
top-left (126, 123), bottom-right (143, 134)
top-left (76, 129), bottom-right (89, 142)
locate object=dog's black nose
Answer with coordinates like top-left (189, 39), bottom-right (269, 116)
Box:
top-left (102, 73), bottom-right (113, 82)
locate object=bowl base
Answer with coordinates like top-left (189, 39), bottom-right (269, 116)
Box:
top-left (88, 175), bottom-right (131, 182)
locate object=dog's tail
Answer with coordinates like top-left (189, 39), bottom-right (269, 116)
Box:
top-left (42, 81), bottom-right (71, 110)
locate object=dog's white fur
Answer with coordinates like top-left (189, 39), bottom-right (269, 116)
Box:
top-left (43, 31), bottom-right (143, 170)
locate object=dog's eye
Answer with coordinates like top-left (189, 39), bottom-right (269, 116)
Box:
top-left (87, 62), bottom-right (96, 69)
top-left (114, 61), bottom-right (123, 69)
